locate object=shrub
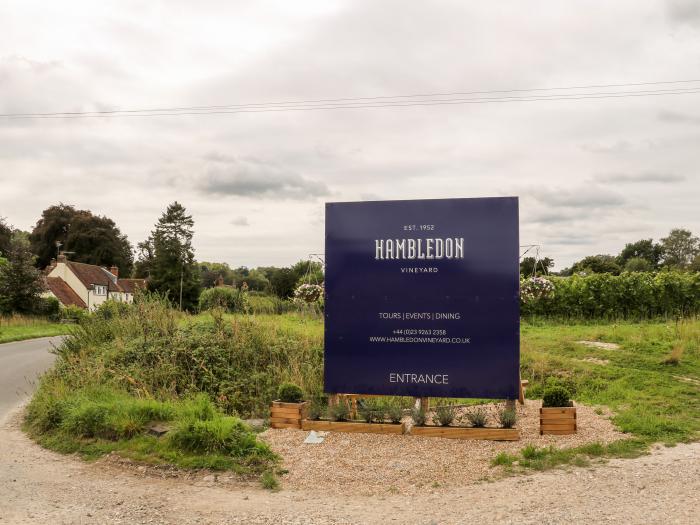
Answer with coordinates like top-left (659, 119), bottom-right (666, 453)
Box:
top-left (386, 403), bottom-right (404, 424)
top-left (359, 399), bottom-right (386, 423)
top-left (198, 287), bottom-right (249, 314)
top-left (261, 471), bottom-right (280, 490)
top-left (169, 417), bottom-right (273, 458)
top-left (542, 386), bottom-right (572, 408)
top-left (277, 383), bottom-right (304, 403)
top-left (465, 407), bottom-right (488, 428)
top-left (329, 401), bottom-right (350, 422)
top-left (498, 408), bottom-right (517, 429)
top-left (520, 271), bottom-right (700, 320)
top-left (411, 407), bottom-right (427, 427)
top-left (60, 305), bottom-right (88, 323)
top-left (306, 400), bottom-right (324, 421)
top-left (432, 404), bottom-right (457, 426)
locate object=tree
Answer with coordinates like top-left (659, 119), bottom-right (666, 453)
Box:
top-left (268, 268), bottom-right (298, 298)
top-left (0, 234), bottom-right (45, 314)
top-left (624, 257), bottom-right (653, 273)
top-left (520, 256), bottom-right (554, 277)
top-left (0, 217), bottom-right (12, 258)
top-left (29, 204), bottom-right (133, 272)
top-left (64, 214), bottom-right (133, 274)
top-left (690, 254), bottom-right (700, 273)
top-left (146, 202), bottom-right (201, 310)
top-left (133, 237), bottom-right (155, 278)
top-left (660, 228), bottom-right (699, 269)
top-left (570, 254), bottom-right (621, 275)
top-left (617, 239), bottom-right (663, 269)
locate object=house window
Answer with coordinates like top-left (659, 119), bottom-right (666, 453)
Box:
top-left (94, 285), bottom-right (107, 295)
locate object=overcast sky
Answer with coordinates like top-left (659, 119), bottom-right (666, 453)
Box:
top-left (1, 0), bottom-right (699, 270)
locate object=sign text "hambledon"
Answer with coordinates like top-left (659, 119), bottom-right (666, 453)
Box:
top-left (375, 238), bottom-right (464, 260)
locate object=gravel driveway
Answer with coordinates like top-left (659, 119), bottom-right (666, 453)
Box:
top-left (1, 404), bottom-right (698, 524)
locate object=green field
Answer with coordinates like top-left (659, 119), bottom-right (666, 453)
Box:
top-left (0, 316), bottom-right (74, 344)
top-left (22, 297), bottom-right (700, 483)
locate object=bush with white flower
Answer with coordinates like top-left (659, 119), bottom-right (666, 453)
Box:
top-left (520, 276), bottom-right (555, 304)
top-left (293, 283), bottom-right (324, 304)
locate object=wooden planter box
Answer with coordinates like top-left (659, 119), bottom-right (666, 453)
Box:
top-left (410, 426), bottom-right (519, 441)
top-left (540, 407), bottom-right (577, 435)
top-left (270, 400), bottom-right (307, 429)
top-left (302, 419), bottom-right (406, 435)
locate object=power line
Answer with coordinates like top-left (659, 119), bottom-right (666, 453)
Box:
top-left (2, 79), bottom-right (700, 119)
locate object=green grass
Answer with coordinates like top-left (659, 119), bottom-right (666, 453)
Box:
top-left (521, 318), bottom-right (700, 444)
top-left (492, 317), bottom-right (700, 473)
top-left (24, 386), bottom-right (279, 484)
top-left (0, 316), bottom-right (73, 343)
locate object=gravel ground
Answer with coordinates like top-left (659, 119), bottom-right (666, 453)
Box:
top-left (259, 399), bottom-right (626, 494)
top-left (1, 403), bottom-right (698, 524)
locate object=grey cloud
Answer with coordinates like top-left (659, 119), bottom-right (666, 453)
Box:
top-left (199, 157), bottom-right (329, 200)
top-left (658, 110), bottom-right (700, 125)
top-left (230, 216), bottom-right (249, 226)
top-left (667, 0), bottom-right (700, 26)
top-left (596, 172), bottom-right (686, 184)
top-left (527, 186), bottom-right (625, 209)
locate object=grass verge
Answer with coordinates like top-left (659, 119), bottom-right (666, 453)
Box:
top-left (0, 316), bottom-right (73, 344)
top-left (24, 385), bottom-right (280, 487)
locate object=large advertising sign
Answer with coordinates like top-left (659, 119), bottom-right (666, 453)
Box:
top-left (324, 197), bottom-right (520, 399)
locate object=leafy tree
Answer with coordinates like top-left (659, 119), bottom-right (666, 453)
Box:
top-left (0, 234), bottom-right (45, 314)
top-left (617, 239), bottom-right (663, 269)
top-left (520, 256), bottom-right (554, 276)
top-left (268, 267), bottom-right (298, 298)
top-left (133, 237), bottom-right (155, 278)
top-left (0, 217), bottom-right (12, 258)
top-left (199, 261), bottom-right (235, 288)
top-left (63, 214), bottom-right (133, 274)
top-left (660, 228), bottom-right (699, 269)
top-left (570, 254), bottom-right (621, 275)
top-left (690, 254), bottom-right (700, 273)
top-left (291, 260), bottom-right (324, 286)
top-left (146, 202), bottom-right (201, 310)
top-left (29, 204), bottom-right (133, 272)
top-left (624, 257), bottom-right (653, 273)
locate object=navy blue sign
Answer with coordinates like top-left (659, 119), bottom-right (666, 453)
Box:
top-left (324, 197), bottom-right (520, 399)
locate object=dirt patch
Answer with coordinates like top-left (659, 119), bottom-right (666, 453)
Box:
top-left (576, 340), bottom-right (620, 350)
top-left (259, 399), bottom-right (626, 495)
top-left (579, 357), bottom-right (610, 365)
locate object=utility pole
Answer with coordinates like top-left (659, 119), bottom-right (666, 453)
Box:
top-left (179, 256), bottom-right (184, 310)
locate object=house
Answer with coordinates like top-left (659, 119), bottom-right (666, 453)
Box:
top-left (43, 254), bottom-right (146, 311)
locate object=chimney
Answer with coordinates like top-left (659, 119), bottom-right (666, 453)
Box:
top-left (109, 266), bottom-right (119, 278)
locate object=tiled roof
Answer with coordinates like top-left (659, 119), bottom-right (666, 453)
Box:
top-left (66, 261), bottom-right (122, 292)
top-left (45, 277), bottom-right (87, 308)
top-left (117, 278), bottom-right (147, 294)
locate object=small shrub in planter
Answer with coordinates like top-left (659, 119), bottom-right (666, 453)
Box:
top-left (387, 403), bottom-right (403, 424)
top-left (410, 407), bottom-right (427, 427)
top-left (542, 386), bottom-right (572, 408)
top-left (277, 383), bottom-right (304, 404)
top-left (498, 408), bottom-right (517, 429)
top-left (329, 401), bottom-right (350, 422)
top-left (432, 404), bottom-right (457, 427)
top-left (465, 407), bottom-right (488, 428)
top-left (306, 400), bottom-right (324, 421)
top-left (540, 385), bottom-right (577, 435)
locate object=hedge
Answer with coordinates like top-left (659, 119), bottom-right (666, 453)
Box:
top-left (521, 271), bottom-right (700, 319)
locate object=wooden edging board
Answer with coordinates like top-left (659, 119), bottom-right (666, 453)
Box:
top-left (410, 426), bottom-right (520, 441)
top-left (301, 420), bottom-right (406, 434)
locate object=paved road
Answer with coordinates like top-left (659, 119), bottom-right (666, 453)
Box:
top-left (0, 337), bottom-right (62, 421)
